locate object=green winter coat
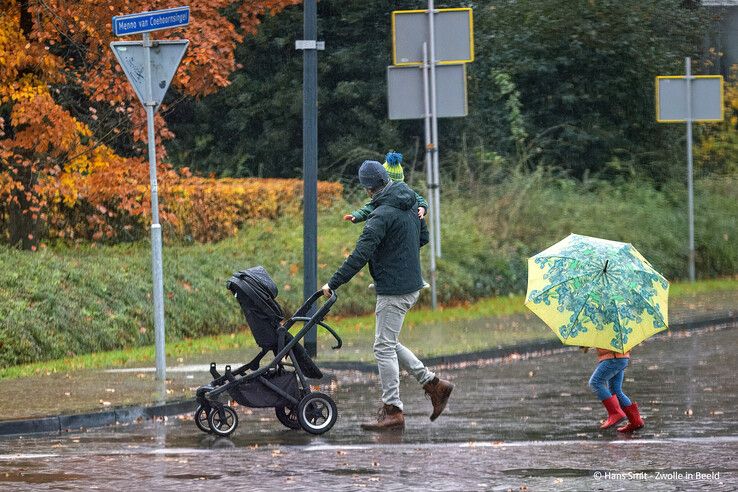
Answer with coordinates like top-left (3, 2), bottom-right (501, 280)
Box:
top-left (328, 182), bottom-right (429, 295)
top-left (350, 190), bottom-right (429, 223)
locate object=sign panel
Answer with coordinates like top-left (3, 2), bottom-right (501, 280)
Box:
top-left (111, 40), bottom-right (189, 109)
top-left (656, 76), bottom-right (724, 122)
top-left (388, 64), bottom-right (467, 120)
top-left (392, 8), bottom-right (474, 66)
top-left (113, 6), bottom-right (190, 36)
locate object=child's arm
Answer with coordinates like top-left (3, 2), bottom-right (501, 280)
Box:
top-left (415, 191), bottom-right (429, 219)
top-left (347, 202), bottom-right (375, 223)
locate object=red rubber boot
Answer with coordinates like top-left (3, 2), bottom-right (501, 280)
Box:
top-left (600, 395), bottom-right (626, 429)
top-left (617, 402), bottom-right (644, 433)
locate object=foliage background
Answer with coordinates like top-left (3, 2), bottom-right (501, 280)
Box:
top-left (0, 0), bottom-right (300, 247)
top-left (167, 0), bottom-right (709, 182)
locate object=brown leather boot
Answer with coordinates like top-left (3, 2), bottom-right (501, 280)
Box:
top-left (423, 377), bottom-right (454, 421)
top-left (360, 404), bottom-right (405, 431)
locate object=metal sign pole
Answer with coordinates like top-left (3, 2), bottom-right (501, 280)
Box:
top-left (422, 42), bottom-right (438, 309)
top-left (685, 57), bottom-right (696, 283)
top-left (302, 0), bottom-right (319, 356)
top-left (428, 0), bottom-right (442, 258)
top-left (655, 67), bottom-right (722, 284)
top-left (112, 6), bottom-right (190, 382)
top-left (142, 32), bottom-right (167, 381)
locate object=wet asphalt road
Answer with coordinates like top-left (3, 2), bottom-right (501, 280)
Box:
top-left (0, 325), bottom-right (736, 491)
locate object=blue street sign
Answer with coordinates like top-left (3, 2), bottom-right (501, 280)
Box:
top-left (113, 6), bottom-right (190, 37)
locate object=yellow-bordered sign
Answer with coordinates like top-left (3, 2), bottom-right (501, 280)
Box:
top-left (655, 75), bottom-right (724, 123)
top-left (392, 8), bottom-right (474, 66)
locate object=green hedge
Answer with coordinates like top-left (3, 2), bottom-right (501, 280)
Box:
top-left (0, 174), bottom-right (735, 368)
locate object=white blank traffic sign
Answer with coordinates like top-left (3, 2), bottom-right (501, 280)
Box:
top-left (387, 64), bottom-right (467, 120)
top-left (656, 76), bottom-right (723, 122)
top-left (111, 40), bottom-right (189, 110)
top-left (392, 8), bottom-right (474, 66)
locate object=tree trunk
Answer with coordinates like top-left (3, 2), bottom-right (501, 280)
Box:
top-left (8, 198), bottom-right (39, 250)
top-left (5, 2), bottom-right (40, 250)
top-left (19, 1), bottom-right (33, 37)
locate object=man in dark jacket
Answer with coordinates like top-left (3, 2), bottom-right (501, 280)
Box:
top-left (322, 160), bottom-right (453, 431)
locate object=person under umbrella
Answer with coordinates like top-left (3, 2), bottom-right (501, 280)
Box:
top-left (526, 234), bottom-right (669, 432)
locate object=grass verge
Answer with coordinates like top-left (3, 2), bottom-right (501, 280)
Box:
top-left (1, 173), bottom-right (736, 368)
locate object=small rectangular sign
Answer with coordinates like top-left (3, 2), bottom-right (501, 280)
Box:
top-left (656, 76), bottom-right (724, 123)
top-left (392, 8), bottom-right (474, 66)
top-left (388, 64), bottom-right (467, 120)
top-left (113, 6), bottom-right (190, 37)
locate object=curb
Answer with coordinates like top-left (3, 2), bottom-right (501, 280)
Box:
top-left (0, 313), bottom-right (734, 437)
top-left (0, 400), bottom-right (196, 437)
top-left (320, 313), bottom-right (738, 373)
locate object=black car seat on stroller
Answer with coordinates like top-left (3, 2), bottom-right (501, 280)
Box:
top-left (227, 266), bottom-right (323, 379)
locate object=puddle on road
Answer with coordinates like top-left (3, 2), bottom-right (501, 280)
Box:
top-left (321, 468), bottom-right (381, 476)
top-left (164, 473), bottom-right (222, 481)
top-left (0, 471), bottom-right (87, 483)
top-left (503, 467), bottom-right (594, 478)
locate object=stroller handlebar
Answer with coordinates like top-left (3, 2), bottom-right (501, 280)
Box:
top-left (296, 289), bottom-right (337, 318)
top-left (288, 290), bottom-right (341, 349)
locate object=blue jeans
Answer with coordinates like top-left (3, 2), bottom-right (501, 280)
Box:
top-left (588, 358), bottom-right (632, 407)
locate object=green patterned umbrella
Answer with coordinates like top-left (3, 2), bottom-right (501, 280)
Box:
top-left (525, 234), bottom-right (669, 353)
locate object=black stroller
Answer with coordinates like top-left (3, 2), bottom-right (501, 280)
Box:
top-left (193, 266), bottom-right (342, 437)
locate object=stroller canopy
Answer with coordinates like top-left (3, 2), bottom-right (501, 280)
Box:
top-left (227, 266), bottom-right (284, 349)
top-left (240, 265), bottom-right (279, 299)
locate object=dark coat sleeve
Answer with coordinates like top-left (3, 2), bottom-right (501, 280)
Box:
top-left (328, 214), bottom-right (387, 290)
top-left (419, 217), bottom-right (429, 248)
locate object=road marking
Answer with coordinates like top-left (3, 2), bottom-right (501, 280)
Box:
top-left (304, 444), bottom-right (370, 451)
top-left (1, 436), bottom-right (735, 460)
top-left (0, 453), bottom-right (58, 460)
top-left (457, 436), bottom-right (738, 448)
top-left (143, 448), bottom-right (214, 455)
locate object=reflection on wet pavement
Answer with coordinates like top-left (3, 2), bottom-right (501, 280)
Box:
top-left (0, 324), bottom-right (736, 489)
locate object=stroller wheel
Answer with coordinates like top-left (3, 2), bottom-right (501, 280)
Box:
top-left (297, 392), bottom-right (337, 435)
top-left (275, 405), bottom-right (301, 430)
top-left (194, 405), bottom-right (212, 433)
top-left (208, 406), bottom-right (238, 437)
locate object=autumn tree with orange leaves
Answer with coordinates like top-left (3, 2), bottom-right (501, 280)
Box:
top-left (0, 0), bottom-right (299, 249)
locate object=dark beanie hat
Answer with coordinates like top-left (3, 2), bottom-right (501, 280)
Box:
top-left (358, 160), bottom-right (389, 189)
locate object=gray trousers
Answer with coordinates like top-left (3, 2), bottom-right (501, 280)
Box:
top-left (374, 290), bottom-right (435, 411)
